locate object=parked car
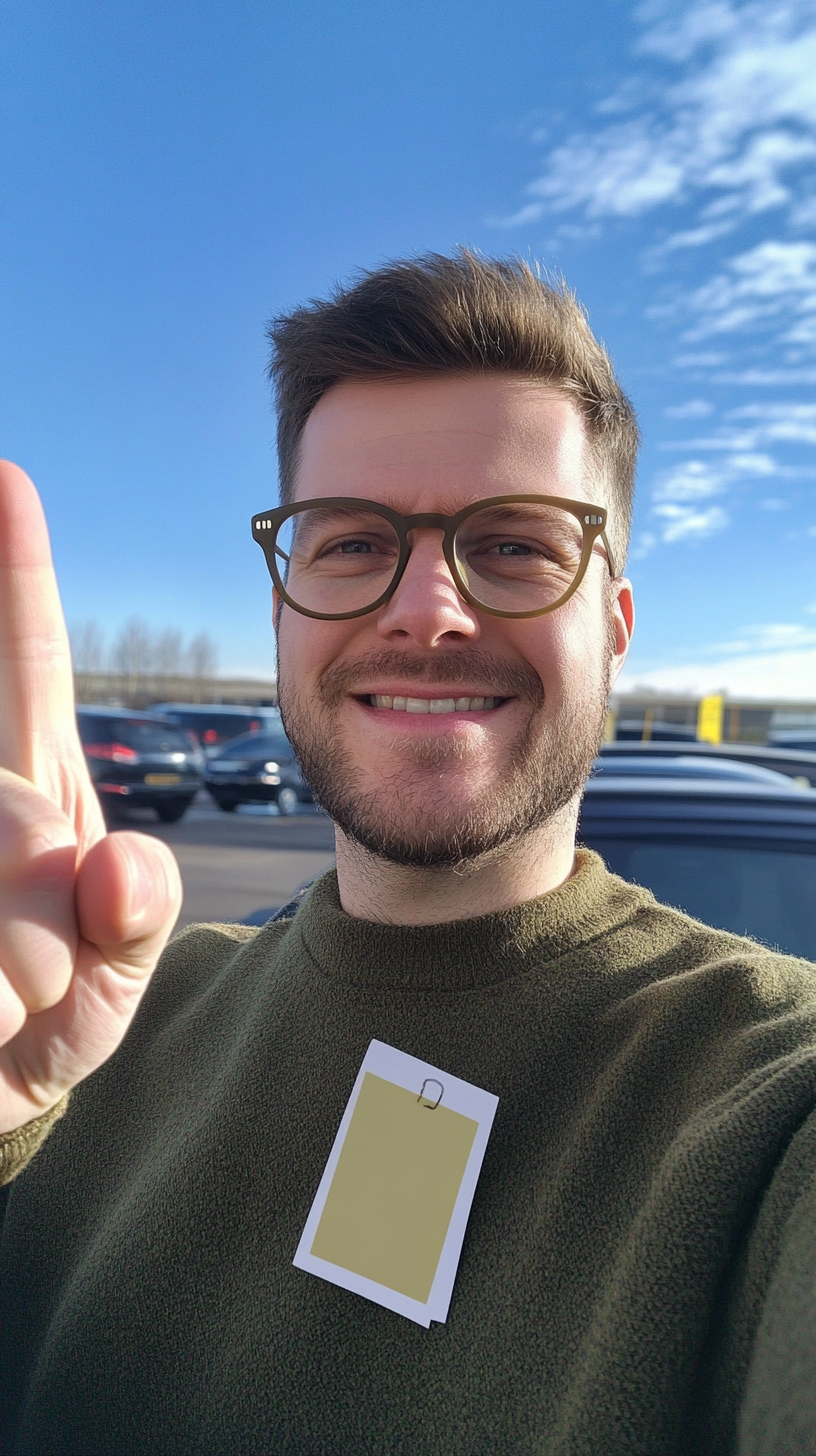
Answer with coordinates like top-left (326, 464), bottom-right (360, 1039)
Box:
top-left (579, 755), bottom-right (816, 960)
top-left (239, 750), bottom-right (816, 955)
top-left (204, 727), bottom-right (312, 815)
top-left (150, 703), bottom-right (282, 755)
top-left (614, 719), bottom-right (698, 743)
top-left (77, 706), bottom-right (204, 822)
top-left (768, 730), bottom-right (816, 755)
top-left (598, 739), bottom-right (816, 788)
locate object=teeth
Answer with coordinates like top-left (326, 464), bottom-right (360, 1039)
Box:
top-left (370, 694), bottom-right (498, 713)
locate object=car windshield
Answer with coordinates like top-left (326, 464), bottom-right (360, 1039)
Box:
top-left (597, 840), bottom-right (816, 960)
top-left (78, 716), bottom-right (189, 753)
top-left (157, 710), bottom-right (269, 744)
top-left (215, 731), bottom-right (293, 759)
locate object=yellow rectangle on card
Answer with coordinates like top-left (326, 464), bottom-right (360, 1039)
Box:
top-left (310, 1072), bottom-right (478, 1303)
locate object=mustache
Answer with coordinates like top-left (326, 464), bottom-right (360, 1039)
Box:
top-left (317, 649), bottom-right (545, 708)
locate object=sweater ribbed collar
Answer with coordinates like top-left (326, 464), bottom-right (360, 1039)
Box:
top-left (291, 848), bottom-right (645, 993)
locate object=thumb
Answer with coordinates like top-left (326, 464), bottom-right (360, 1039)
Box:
top-left (76, 831), bottom-right (183, 972)
top-left (0, 832), bottom-right (182, 1132)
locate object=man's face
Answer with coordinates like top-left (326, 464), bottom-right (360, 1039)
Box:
top-left (275, 374), bottom-right (633, 868)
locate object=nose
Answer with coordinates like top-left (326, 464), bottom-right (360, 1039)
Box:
top-left (375, 528), bottom-right (481, 648)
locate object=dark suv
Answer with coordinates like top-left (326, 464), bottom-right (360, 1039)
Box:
top-left (204, 727), bottom-right (312, 814)
top-left (77, 707), bottom-right (204, 822)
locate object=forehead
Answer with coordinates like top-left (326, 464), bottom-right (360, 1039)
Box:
top-left (294, 374), bottom-right (599, 511)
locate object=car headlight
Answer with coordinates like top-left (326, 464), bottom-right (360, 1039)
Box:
top-left (264, 761), bottom-right (280, 773)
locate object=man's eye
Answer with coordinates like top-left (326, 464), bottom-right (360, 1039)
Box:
top-left (337, 539), bottom-right (373, 554)
top-left (496, 541), bottom-right (533, 556)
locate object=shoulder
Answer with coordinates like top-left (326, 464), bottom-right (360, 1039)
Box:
top-left (596, 886), bottom-right (816, 1093)
top-left (129, 914), bottom-right (297, 1038)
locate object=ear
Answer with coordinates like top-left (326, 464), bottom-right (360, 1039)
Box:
top-left (608, 578), bottom-right (634, 689)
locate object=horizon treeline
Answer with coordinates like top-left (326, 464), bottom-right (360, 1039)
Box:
top-left (70, 616), bottom-right (220, 705)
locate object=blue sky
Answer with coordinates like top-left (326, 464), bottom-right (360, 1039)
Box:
top-left (2, 0), bottom-right (815, 695)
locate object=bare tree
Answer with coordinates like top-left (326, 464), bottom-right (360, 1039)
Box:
top-left (186, 631), bottom-right (218, 701)
top-left (70, 619), bottom-right (106, 676)
top-left (155, 628), bottom-right (183, 679)
top-left (71, 617), bottom-right (222, 706)
top-left (112, 617), bottom-right (156, 698)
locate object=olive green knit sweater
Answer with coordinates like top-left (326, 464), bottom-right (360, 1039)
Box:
top-left (2, 849), bottom-right (816, 1455)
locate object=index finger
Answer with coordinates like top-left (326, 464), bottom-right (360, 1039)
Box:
top-left (0, 461), bottom-right (98, 824)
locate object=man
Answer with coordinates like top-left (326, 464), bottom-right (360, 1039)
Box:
top-left (0, 252), bottom-right (814, 1454)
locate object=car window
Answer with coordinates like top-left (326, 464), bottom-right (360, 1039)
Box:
top-left (165, 711), bottom-right (263, 743)
top-left (594, 839), bottom-right (816, 960)
top-left (78, 716), bottom-right (189, 753)
top-left (216, 732), bottom-right (293, 759)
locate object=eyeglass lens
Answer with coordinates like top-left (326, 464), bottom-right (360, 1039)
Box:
top-left (272, 501), bottom-right (586, 616)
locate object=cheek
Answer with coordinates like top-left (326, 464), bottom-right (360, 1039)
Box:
top-left (515, 602), bottom-right (606, 700)
top-left (276, 610), bottom-right (357, 689)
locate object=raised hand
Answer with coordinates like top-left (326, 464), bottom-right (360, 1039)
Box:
top-left (0, 461), bottom-right (182, 1134)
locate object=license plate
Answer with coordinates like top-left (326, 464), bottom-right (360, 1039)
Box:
top-left (145, 773), bottom-right (182, 786)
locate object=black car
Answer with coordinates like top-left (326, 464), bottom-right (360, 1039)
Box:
top-left (768, 730), bottom-right (816, 755)
top-left (599, 738), bottom-right (816, 788)
top-left (77, 707), bottom-right (204, 822)
top-left (204, 728), bottom-right (312, 815)
top-left (150, 703), bottom-right (282, 755)
top-left (579, 754), bottom-right (816, 960)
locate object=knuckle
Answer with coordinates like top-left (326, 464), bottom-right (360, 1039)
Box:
top-left (0, 972), bottom-right (27, 1045)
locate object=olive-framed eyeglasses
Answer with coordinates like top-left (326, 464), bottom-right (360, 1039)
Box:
top-left (251, 494), bottom-right (618, 622)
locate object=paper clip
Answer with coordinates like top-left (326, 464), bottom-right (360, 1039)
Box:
top-left (418, 1078), bottom-right (444, 1110)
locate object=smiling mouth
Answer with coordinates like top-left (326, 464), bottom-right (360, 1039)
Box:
top-left (363, 694), bottom-right (507, 714)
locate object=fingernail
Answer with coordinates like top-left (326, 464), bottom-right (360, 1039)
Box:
top-left (123, 843), bottom-right (154, 921)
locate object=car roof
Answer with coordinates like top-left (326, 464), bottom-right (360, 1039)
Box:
top-left (591, 755), bottom-right (793, 785)
top-left (209, 726), bottom-right (291, 750)
top-left (580, 774), bottom-right (816, 848)
top-left (76, 705), bottom-right (176, 722)
top-left (600, 739), bottom-right (816, 787)
top-left (150, 702), bottom-right (280, 714)
top-left (585, 777), bottom-right (815, 800)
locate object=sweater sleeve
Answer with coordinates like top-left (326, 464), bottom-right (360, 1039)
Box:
top-left (738, 1128), bottom-right (816, 1454)
top-left (0, 1095), bottom-right (71, 1187)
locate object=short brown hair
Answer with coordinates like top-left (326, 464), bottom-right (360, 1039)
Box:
top-left (267, 249), bottom-right (639, 566)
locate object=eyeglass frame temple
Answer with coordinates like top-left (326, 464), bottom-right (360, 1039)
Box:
top-left (251, 494), bottom-right (618, 621)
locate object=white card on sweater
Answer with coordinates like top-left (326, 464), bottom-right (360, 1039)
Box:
top-left (293, 1039), bottom-right (499, 1327)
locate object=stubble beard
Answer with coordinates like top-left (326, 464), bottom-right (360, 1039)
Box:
top-left (278, 631), bottom-right (614, 870)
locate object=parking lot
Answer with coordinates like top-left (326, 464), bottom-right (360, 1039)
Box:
top-left (129, 793), bottom-right (336, 930)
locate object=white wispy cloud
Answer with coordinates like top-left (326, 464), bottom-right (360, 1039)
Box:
top-left (712, 368), bottom-right (816, 384)
top-left (647, 459), bottom-right (730, 544)
top-left (727, 401), bottom-right (816, 443)
top-left (617, 646), bottom-right (816, 697)
top-left (653, 459), bottom-right (726, 501)
top-left (663, 398), bottom-right (713, 418)
top-left (659, 403), bottom-right (816, 453)
top-left (639, 443), bottom-right (809, 551)
top-left (714, 621), bottom-right (816, 653)
top-left (619, 614), bottom-right (816, 695)
top-left (498, 0), bottom-right (816, 237)
top-left (682, 240), bottom-right (816, 342)
top-left (675, 352), bottom-right (729, 366)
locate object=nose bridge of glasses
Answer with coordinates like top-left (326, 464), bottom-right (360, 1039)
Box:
top-left (403, 511), bottom-right (451, 538)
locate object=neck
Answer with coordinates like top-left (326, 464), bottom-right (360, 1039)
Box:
top-left (333, 802), bottom-right (580, 925)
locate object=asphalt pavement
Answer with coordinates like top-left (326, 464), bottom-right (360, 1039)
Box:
top-left (124, 792), bottom-right (336, 930)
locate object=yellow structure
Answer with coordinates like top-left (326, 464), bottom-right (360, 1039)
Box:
top-left (697, 695), bottom-right (724, 745)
